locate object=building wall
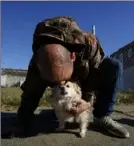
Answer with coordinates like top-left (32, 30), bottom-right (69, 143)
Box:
top-left (1, 75), bottom-right (6, 87)
top-left (117, 74), bottom-right (124, 91)
top-left (1, 74), bottom-right (26, 87)
top-left (121, 46), bottom-right (134, 70)
top-left (111, 41), bottom-right (134, 70)
top-left (123, 66), bottom-right (134, 91)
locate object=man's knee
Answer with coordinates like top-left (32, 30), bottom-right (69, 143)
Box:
top-left (17, 89), bottom-right (45, 125)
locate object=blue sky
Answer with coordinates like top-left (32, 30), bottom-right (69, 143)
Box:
top-left (2, 1), bottom-right (134, 69)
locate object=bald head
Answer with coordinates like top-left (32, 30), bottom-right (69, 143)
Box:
top-left (36, 44), bottom-right (74, 83)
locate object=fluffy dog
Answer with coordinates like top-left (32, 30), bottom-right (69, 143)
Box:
top-left (46, 81), bottom-right (92, 138)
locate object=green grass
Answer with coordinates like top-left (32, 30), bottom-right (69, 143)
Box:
top-left (1, 87), bottom-right (51, 111)
top-left (116, 91), bottom-right (134, 104)
top-left (1, 87), bottom-right (134, 111)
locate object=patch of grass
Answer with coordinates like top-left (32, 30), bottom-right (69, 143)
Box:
top-left (116, 91), bottom-right (134, 105)
top-left (1, 87), bottom-right (51, 111)
top-left (1, 87), bottom-right (22, 111)
top-left (1, 87), bottom-right (134, 111)
top-left (39, 88), bottom-right (52, 107)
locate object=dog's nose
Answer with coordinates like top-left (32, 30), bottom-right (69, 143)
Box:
top-left (60, 86), bottom-right (67, 95)
top-left (61, 91), bottom-right (67, 95)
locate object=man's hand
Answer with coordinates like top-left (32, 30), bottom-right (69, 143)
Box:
top-left (69, 99), bottom-right (91, 115)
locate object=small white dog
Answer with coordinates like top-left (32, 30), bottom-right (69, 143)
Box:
top-left (46, 81), bottom-right (91, 138)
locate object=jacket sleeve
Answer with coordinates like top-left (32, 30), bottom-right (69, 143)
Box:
top-left (84, 33), bottom-right (105, 68)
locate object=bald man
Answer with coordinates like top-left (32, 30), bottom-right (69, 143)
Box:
top-left (14, 16), bottom-right (129, 138)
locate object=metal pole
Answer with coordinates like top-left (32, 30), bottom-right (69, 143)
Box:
top-left (92, 25), bottom-right (96, 35)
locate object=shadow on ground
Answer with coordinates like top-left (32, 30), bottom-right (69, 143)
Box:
top-left (115, 118), bottom-right (134, 127)
top-left (1, 109), bottom-right (82, 139)
top-left (1, 109), bottom-right (133, 139)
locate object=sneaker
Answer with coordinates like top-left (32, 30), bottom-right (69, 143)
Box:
top-left (94, 116), bottom-right (130, 138)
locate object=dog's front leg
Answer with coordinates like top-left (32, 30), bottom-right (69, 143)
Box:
top-left (79, 122), bottom-right (88, 138)
top-left (79, 117), bottom-right (89, 138)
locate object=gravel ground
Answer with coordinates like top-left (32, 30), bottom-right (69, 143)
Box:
top-left (1, 104), bottom-right (134, 146)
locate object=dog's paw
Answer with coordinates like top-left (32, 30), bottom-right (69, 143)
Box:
top-left (79, 132), bottom-right (86, 138)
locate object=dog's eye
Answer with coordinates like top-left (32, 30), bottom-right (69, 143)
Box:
top-left (66, 85), bottom-right (70, 88)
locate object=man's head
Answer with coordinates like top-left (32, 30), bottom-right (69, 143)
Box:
top-left (36, 44), bottom-right (75, 83)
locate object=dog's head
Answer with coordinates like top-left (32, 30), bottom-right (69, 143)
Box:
top-left (51, 81), bottom-right (82, 99)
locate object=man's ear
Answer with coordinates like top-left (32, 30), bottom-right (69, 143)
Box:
top-left (70, 52), bottom-right (76, 62)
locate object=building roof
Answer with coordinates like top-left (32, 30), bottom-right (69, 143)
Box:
top-left (1, 68), bottom-right (27, 76)
top-left (110, 41), bottom-right (134, 57)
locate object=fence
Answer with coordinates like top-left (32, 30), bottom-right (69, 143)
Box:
top-left (110, 41), bottom-right (134, 92)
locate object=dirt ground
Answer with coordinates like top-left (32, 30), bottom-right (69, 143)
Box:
top-left (1, 104), bottom-right (134, 146)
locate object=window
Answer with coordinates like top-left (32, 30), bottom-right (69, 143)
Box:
top-left (128, 48), bottom-right (132, 58)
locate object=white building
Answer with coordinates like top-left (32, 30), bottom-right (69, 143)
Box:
top-left (1, 68), bottom-right (27, 87)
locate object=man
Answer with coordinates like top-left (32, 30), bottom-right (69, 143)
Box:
top-left (15, 16), bottom-right (129, 138)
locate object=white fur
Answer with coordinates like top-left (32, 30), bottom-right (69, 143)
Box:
top-left (46, 81), bottom-right (91, 138)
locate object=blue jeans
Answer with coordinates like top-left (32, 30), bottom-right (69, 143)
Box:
top-left (93, 57), bottom-right (123, 118)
